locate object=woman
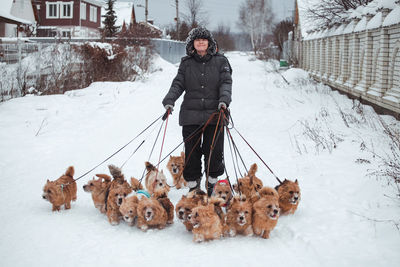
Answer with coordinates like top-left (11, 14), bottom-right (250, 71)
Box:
top-left (162, 26), bottom-right (232, 196)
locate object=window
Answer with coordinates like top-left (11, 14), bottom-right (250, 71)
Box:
top-left (90, 6), bottom-right (97, 23)
top-left (60, 2), bottom-right (73, 19)
top-left (62, 31), bottom-right (71, 38)
top-left (80, 3), bottom-right (86, 20)
top-left (46, 2), bottom-right (58, 18)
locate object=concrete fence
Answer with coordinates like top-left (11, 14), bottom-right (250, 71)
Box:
top-left (295, 6), bottom-right (400, 115)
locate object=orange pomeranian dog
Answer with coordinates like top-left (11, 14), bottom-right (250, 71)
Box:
top-left (42, 166), bottom-right (77, 211)
top-left (225, 195), bottom-right (253, 237)
top-left (275, 179), bottom-right (301, 215)
top-left (82, 174), bottom-right (111, 213)
top-left (166, 152), bottom-right (187, 189)
top-left (175, 190), bottom-right (207, 231)
top-left (106, 183), bottom-right (132, 225)
top-left (233, 163), bottom-right (263, 201)
top-left (137, 197), bottom-right (168, 231)
top-left (212, 179), bottom-right (233, 207)
top-left (189, 202), bottom-right (224, 242)
top-left (119, 194), bottom-right (139, 226)
top-left (252, 194), bottom-right (280, 239)
top-left (145, 162), bottom-right (170, 197)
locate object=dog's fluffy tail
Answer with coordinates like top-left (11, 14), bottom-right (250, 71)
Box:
top-left (108, 164), bottom-right (124, 182)
top-left (145, 161), bottom-right (156, 172)
top-left (65, 166), bottom-right (75, 177)
top-left (248, 163), bottom-right (258, 177)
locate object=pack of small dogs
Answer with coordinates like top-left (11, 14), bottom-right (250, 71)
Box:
top-left (42, 153), bottom-right (301, 243)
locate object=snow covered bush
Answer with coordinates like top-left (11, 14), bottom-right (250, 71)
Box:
top-left (0, 41), bottom-right (153, 101)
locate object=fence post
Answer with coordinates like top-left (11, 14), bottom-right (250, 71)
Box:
top-left (17, 38), bottom-right (22, 97)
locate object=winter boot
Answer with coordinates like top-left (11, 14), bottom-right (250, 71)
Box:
top-left (207, 176), bottom-right (218, 197)
top-left (187, 178), bottom-right (200, 193)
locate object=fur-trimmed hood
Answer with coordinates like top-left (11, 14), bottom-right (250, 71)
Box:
top-left (185, 26), bottom-right (217, 56)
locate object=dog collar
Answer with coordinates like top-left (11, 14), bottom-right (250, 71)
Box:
top-left (137, 190), bottom-right (150, 199)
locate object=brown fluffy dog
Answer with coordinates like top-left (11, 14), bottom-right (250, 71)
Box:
top-left (82, 174), bottom-right (111, 213)
top-left (157, 196), bottom-right (174, 224)
top-left (119, 194), bottom-right (139, 226)
top-left (233, 163), bottom-right (263, 201)
top-left (106, 184), bottom-right (133, 225)
top-left (42, 166), bottom-right (77, 211)
top-left (166, 152), bottom-right (187, 189)
top-left (175, 190), bottom-right (207, 231)
top-left (275, 179), bottom-right (301, 215)
top-left (226, 195), bottom-right (253, 237)
top-left (189, 203), bottom-right (223, 242)
top-left (144, 162), bottom-right (170, 197)
top-left (137, 197), bottom-right (168, 231)
top-left (212, 179), bottom-right (233, 207)
top-left (252, 195), bottom-right (280, 239)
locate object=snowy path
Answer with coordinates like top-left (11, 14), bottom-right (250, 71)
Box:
top-left (0, 52), bottom-right (399, 267)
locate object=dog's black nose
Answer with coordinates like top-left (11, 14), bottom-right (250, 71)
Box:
top-left (179, 211), bottom-right (184, 215)
top-left (118, 198), bottom-right (123, 205)
top-left (273, 209), bottom-right (278, 214)
top-left (294, 197), bottom-right (298, 201)
top-left (42, 195), bottom-right (46, 199)
top-left (239, 216), bottom-right (244, 220)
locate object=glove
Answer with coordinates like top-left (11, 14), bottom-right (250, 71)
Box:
top-left (164, 104), bottom-right (174, 112)
top-left (218, 102), bottom-right (227, 110)
top-left (162, 105), bottom-right (173, 121)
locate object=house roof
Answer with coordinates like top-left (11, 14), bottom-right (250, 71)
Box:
top-left (0, 10), bottom-right (33, 25)
top-left (83, 0), bottom-right (103, 7)
top-left (1, 0), bottom-right (33, 25)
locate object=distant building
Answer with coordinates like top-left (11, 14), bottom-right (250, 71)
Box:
top-left (33, 0), bottom-right (102, 37)
top-left (0, 0), bottom-right (35, 37)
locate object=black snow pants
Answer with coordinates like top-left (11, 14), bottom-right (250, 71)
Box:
top-left (182, 124), bottom-right (225, 182)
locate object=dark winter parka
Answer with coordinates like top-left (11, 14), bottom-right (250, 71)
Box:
top-left (162, 27), bottom-right (232, 126)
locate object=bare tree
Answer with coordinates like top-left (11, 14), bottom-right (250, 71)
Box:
top-left (183, 0), bottom-right (208, 28)
top-left (237, 0), bottom-right (274, 54)
top-left (273, 19), bottom-right (294, 53)
top-left (212, 23), bottom-right (235, 51)
top-left (306, 0), bottom-right (373, 28)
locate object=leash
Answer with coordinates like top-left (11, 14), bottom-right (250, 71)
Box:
top-left (139, 118), bottom-right (165, 183)
top-left (163, 112), bottom-right (220, 188)
top-left (231, 124), bottom-right (283, 185)
top-left (154, 109), bottom-right (171, 183)
top-left (63, 113), bottom-right (164, 186)
top-left (205, 109), bottom-right (223, 196)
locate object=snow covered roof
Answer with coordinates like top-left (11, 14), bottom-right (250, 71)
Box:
top-left (0, 9), bottom-right (33, 25)
top-left (83, 0), bottom-right (103, 7)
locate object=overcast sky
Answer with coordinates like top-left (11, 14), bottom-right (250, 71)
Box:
top-left (116, 0), bottom-right (295, 32)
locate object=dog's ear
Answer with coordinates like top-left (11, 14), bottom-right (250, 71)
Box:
top-left (47, 179), bottom-right (50, 182)
top-left (295, 179), bottom-right (298, 184)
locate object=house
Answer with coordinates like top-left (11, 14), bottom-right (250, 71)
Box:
top-left (0, 0), bottom-right (35, 37)
top-left (33, 0), bottom-right (102, 37)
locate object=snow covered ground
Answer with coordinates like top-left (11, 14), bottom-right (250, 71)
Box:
top-left (0, 52), bottom-right (399, 267)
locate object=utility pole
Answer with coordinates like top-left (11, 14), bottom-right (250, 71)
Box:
top-left (145, 0), bottom-right (148, 24)
top-left (175, 0), bottom-right (179, 40)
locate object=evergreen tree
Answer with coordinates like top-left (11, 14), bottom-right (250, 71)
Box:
top-left (102, 0), bottom-right (119, 37)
